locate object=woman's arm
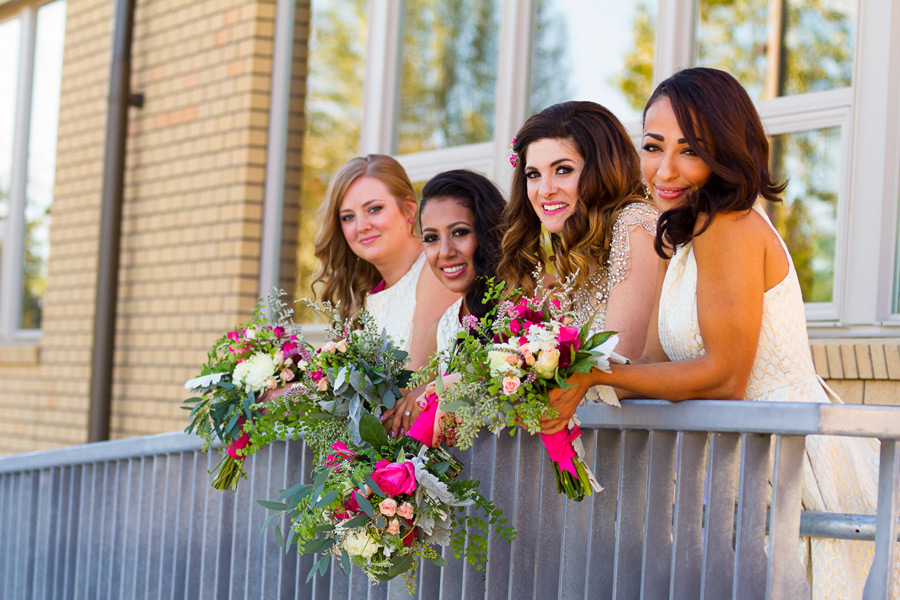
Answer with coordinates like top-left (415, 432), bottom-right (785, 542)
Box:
top-left (543, 212), bottom-right (769, 433)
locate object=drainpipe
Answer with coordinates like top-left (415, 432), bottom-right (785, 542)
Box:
top-left (88, 0), bottom-right (138, 443)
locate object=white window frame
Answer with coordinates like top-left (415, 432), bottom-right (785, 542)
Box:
top-left (344, 0), bottom-right (900, 335)
top-left (0, 2), bottom-right (42, 343)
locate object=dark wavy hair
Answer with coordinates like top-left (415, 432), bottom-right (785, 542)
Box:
top-left (420, 170), bottom-right (506, 320)
top-left (497, 101), bottom-right (646, 296)
top-left (644, 67), bottom-right (786, 256)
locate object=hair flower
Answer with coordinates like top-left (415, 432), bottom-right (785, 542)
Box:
top-left (508, 137), bottom-right (519, 167)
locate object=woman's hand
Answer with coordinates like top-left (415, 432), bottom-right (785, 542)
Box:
top-left (541, 373), bottom-right (589, 435)
top-left (255, 385), bottom-right (291, 415)
top-left (382, 388), bottom-right (423, 438)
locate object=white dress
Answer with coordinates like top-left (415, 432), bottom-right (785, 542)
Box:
top-left (366, 252), bottom-right (426, 353)
top-left (657, 205), bottom-right (889, 599)
top-left (435, 297), bottom-right (464, 364)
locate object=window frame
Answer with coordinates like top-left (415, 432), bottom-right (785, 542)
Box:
top-left (337, 0), bottom-right (900, 335)
top-left (0, 2), bottom-right (44, 343)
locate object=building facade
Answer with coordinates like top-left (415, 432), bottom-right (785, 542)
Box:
top-left (0, 0), bottom-right (899, 455)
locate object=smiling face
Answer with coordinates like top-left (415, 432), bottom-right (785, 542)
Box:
top-left (420, 197), bottom-right (478, 294)
top-left (640, 97), bottom-right (713, 212)
top-left (523, 137), bottom-right (584, 234)
top-left (339, 176), bottom-right (416, 264)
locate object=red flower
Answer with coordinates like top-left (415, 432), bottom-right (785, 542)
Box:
top-left (557, 326), bottom-right (581, 368)
top-left (371, 460), bottom-right (416, 496)
top-left (281, 340), bottom-right (299, 358)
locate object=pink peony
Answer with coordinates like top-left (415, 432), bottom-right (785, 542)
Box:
top-left (387, 518), bottom-right (400, 535)
top-left (371, 460), bottom-right (416, 496)
top-left (272, 326), bottom-right (285, 338)
top-left (227, 331), bottom-right (241, 341)
top-left (379, 498), bottom-right (398, 517)
top-left (502, 375), bottom-right (521, 396)
top-left (310, 369), bottom-right (324, 382)
top-left (397, 502), bottom-right (414, 520)
top-left (281, 368), bottom-right (295, 382)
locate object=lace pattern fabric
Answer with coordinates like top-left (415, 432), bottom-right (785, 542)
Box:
top-left (365, 253), bottom-right (426, 353)
top-left (656, 205), bottom-right (891, 598)
top-left (435, 298), bottom-right (464, 372)
top-left (570, 201), bottom-right (659, 334)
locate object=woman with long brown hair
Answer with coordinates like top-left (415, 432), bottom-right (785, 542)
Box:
top-left (498, 101), bottom-right (660, 376)
top-left (311, 154), bottom-right (458, 369)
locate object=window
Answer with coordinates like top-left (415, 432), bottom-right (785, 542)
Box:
top-left (0, 0), bottom-right (66, 340)
top-left (280, 0), bottom-right (900, 334)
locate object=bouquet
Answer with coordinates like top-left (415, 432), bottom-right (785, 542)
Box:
top-left (423, 280), bottom-right (621, 501)
top-left (260, 404), bottom-right (514, 590)
top-left (250, 300), bottom-right (413, 451)
top-left (183, 291), bottom-right (314, 491)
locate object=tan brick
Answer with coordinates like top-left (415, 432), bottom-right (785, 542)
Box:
top-left (826, 344), bottom-right (844, 378)
top-left (839, 344), bottom-right (858, 379)
top-left (886, 345), bottom-right (900, 380)
top-left (863, 380), bottom-right (900, 406)
top-left (871, 344), bottom-right (889, 379)
top-left (855, 344), bottom-right (874, 379)
top-left (811, 344), bottom-right (829, 378)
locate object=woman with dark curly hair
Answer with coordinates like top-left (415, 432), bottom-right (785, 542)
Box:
top-left (383, 169), bottom-right (506, 438)
top-left (497, 101), bottom-right (660, 388)
top-left (545, 68), bottom-right (887, 598)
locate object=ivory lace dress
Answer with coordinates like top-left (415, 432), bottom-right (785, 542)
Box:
top-left (657, 205), bottom-right (890, 599)
top-left (366, 252), bottom-right (426, 353)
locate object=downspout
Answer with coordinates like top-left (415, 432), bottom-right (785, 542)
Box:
top-left (88, 0), bottom-right (138, 443)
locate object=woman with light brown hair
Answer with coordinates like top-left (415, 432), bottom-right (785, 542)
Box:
top-left (498, 101), bottom-right (660, 375)
top-left (311, 154), bottom-right (458, 369)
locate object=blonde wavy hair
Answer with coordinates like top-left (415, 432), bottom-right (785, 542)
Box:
top-left (311, 154), bottom-right (416, 320)
top-left (497, 101), bottom-right (647, 297)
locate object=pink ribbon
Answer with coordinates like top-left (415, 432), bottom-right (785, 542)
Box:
top-left (406, 393), bottom-right (439, 447)
top-left (540, 424), bottom-right (583, 477)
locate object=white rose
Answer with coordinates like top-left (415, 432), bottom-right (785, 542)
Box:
top-left (233, 352), bottom-right (277, 392)
top-left (342, 530), bottom-right (381, 559)
top-left (487, 344), bottom-right (519, 377)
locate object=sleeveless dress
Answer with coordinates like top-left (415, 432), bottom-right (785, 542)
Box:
top-left (366, 252), bottom-right (426, 353)
top-left (436, 297), bottom-right (464, 369)
top-left (657, 205), bottom-right (890, 599)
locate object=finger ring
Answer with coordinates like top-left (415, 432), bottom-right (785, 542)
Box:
top-left (404, 410), bottom-right (411, 416)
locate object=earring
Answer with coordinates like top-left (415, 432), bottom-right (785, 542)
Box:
top-left (643, 185), bottom-right (652, 202)
top-left (408, 217), bottom-right (413, 224)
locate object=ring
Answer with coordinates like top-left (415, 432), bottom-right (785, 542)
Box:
top-left (404, 410), bottom-right (411, 416)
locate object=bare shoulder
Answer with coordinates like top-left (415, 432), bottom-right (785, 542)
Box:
top-left (693, 210), bottom-right (770, 253)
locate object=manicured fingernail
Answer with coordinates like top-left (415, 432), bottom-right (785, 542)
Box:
top-left (399, 428), bottom-right (404, 436)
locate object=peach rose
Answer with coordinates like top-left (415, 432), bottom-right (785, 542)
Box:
top-left (396, 502), bottom-right (414, 520)
top-left (502, 375), bottom-right (521, 396)
top-left (387, 518), bottom-right (400, 535)
top-left (379, 498), bottom-right (398, 517)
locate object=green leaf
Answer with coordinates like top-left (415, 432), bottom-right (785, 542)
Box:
top-left (354, 490), bottom-right (375, 518)
top-left (434, 375), bottom-right (444, 396)
top-left (279, 483), bottom-right (312, 501)
top-left (340, 549), bottom-right (351, 574)
top-left (257, 500), bottom-right (289, 511)
top-left (308, 412), bottom-right (336, 420)
top-left (285, 525), bottom-right (296, 552)
top-left (314, 490), bottom-right (339, 510)
top-left (318, 553), bottom-right (330, 575)
top-left (363, 473), bottom-right (385, 497)
top-left (438, 400), bottom-right (468, 413)
top-left (381, 388), bottom-right (396, 410)
top-left (313, 468), bottom-right (331, 493)
top-left (314, 523), bottom-right (335, 535)
top-left (387, 553), bottom-right (415, 577)
top-left (432, 461), bottom-right (450, 475)
top-left (429, 554), bottom-right (448, 567)
top-left (343, 513), bottom-right (370, 528)
top-left (358, 411), bottom-right (389, 450)
top-left (375, 515), bottom-right (385, 528)
top-left (274, 524), bottom-right (284, 548)
top-left (260, 513), bottom-right (278, 535)
top-left (304, 537), bottom-right (334, 554)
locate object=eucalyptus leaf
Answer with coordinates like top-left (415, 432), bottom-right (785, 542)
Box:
top-left (354, 490), bottom-right (375, 518)
top-left (274, 524), bottom-right (284, 548)
top-left (333, 366), bottom-right (347, 392)
top-left (340, 549), bottom-right (351, 574)
top-left (285, 525), bottom-right (296, 552)
top-left (432, 461), bottom-right (450, 475)
top-left (429, 554), bottom-right (448, 567)
top-left (387, 553), bottom-right (415, 577)
top-left (343, 513), bottom-right (370, 528)
top-left (314, 490), bottom-right (339, 510)
top-left (375, 515), bottom-right (385, 528)
top-left (363, 473), bottom-right (385, 497)
top-left (304, 536), bottom-right (334, 555)
top-left (257, 500), bottom-right (289, 511)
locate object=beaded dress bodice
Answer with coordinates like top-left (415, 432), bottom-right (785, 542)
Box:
top-left (366, 252), bottom-right (425, 353)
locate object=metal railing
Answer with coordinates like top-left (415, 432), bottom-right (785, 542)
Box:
top-left (1, 400), bottom-right (898, 599)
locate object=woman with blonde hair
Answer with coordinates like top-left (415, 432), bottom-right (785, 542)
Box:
top-left (311, 154), bottom-right (458, 369)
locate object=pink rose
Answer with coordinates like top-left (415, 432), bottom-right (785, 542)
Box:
top-left (281, 340), bottom-right (298, 358)
top-left (227, 331), bottom-right (241, 341)
top-left (509, 319), bottom-right (522, 335)
top-left (371, 460), bottom-right (416, 496)
top-left (387, 518), bottom-right (400, 535)
top-left (551, 299), bottom-right (561, 310)
top-left (310, 369), bottom-right (324, 382)
top-left (397, 502), bottom-right (414, 520)
top-left (335, 339), bottom-right (348, 353)
top-left (226, 419), bottom-right (251, 459)
top-left (316, 377), bottom-right (329, 392)
top-left (334, 491), bottom-right (361, 520)
top-left (265, 377), bottom-right (278, 390)
top-left (325, 441), bottom-right (356, 468)
top-left (379, 498), bottom-right (398, 517)
top-left (557, 325), bottom-right (581, 367)
top-left (281, 368), bottom-right (295, 382)
top-left (521, 347), bottom-right (536, 366)
top-left (273, 326), bottom-right (285, 338)
top-left (322, 341), bottom-right (336, 353)
top-left (502, 375), bottom-right (521, 396)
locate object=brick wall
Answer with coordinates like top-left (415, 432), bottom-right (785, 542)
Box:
top-left (0, 0), bottom-right (308, 454)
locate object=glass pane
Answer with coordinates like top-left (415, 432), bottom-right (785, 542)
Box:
top-left (21, 0), bottom-right (66, 330)
top-left (531, 1), bottom-right (657, 121)
top-left (695, 0), bottom-right (856, 101)
top-left (396, 0), bottom-right (501, 154)
top-left (295, 0), bottom-right (368, 319)
top-left (765, 126), bottom-right (841, 303)
top-left (0, 17), bottom-right (21, 220)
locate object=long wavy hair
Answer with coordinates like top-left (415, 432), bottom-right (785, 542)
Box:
top-left (645, 67), bottom-right (786, 257)
top-left (311, 154), bottom-right (417, 320)
top-left (497, 101), bottom-right (646, 296)
top-left (420, 170), bottom-right (506, 320)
